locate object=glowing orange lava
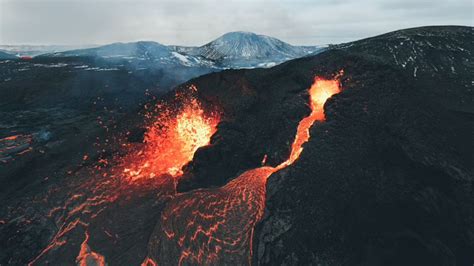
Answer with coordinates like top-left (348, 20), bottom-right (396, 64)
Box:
top-left (141, 257), bottom-right (158, 266)
top-left (30, 77), bottom-right (340, 265)
top-left (147, 75), bottom-right (342, 265)
top-left (277, 77), bottom-right (341, 169)
top-left (123, 87), bottom-right (220, 181)
top-left (76, 231), bottom-right (106, 266)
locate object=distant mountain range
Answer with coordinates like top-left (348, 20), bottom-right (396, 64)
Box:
top-left (0, 32), bottom-right (324, 69)
top-left (0, 44), bottom-right (97, 57)
top-left (0, 50), bottom-right (17, 60)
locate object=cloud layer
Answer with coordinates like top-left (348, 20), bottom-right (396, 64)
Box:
top-left (0, 0), bottom-right (472, 45)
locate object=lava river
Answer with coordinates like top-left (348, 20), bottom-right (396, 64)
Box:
top-left (144, 76), bottom-right (341, 265)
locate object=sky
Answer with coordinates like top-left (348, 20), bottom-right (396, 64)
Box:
top-left (0, 0), bottom-right (472, 46)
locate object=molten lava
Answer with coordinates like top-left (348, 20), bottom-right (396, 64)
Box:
top-left (29, 76), bottom-right (340, 265)
top-left (277, 77), bottom-right (341, 169)
top-left (123, 87), bottom-right (220, 181)
top-left (146, 76), bottom-right (342, 265)
top-left (28, 85), bottom-right (219, 265)
top-left (76, 231), bottom-right (106, 266)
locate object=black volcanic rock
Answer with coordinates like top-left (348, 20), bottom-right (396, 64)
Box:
top-left (173, 26), bottom-right (473, 264)
top-left (335, 26), bottom-right (473, 112)
top-left (254, 53), bottom-right (473, 265)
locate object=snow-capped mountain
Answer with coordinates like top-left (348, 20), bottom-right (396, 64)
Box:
top-left (44, 41), bottom-right (216, 68)
top-left (54, 41), bottom-right (170, 59)
top-left (37, 32), bottom-right (324, 69)
top-left (175, 31), bottom-right (323, 68)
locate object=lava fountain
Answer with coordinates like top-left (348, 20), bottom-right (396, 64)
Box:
top-left (145, 75), bottom-right (342, 265)
top-left (123, 86), bottom-right (220, 182)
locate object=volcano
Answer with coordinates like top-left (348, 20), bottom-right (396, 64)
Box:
top-left (0, 26), bottom-right (472, 265)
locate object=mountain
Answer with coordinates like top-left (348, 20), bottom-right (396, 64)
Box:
top-left (0, 50), bottom-right (17, 60)
top-left (168, 26), bottom-right (472, 264)
top-left (333, 26), bottom-right (473, 112)
top-left (176, 31), bottom-right (322, 68)
top-left (334, 26), bottom-right (472, 77)
top-left (44, 41), bottom-right (215, 68)
top-left (48, 41), bottom-right (170, 59)
top-left (0, 44), bottom-right (98, 57)
top-left (40, 32), bottom-right (324, 69)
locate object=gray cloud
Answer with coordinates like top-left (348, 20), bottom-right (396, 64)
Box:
top-left (0, 0), bottom-right (472, 45)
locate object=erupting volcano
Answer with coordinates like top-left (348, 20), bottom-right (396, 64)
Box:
top-left (28, 75), bottom-right (341, 265)
top-left (145, 75), bottom-right (342, 265)
top-left (28, 86), bottom-right (221, 265)
top-left (123, 86), bottom-right (220, 181)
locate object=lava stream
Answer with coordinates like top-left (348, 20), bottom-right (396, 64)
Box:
top-left (146, 76), bottom-right (341, 265)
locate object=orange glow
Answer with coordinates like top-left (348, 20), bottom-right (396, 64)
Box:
top-left (148, 75), bottom-right (342, 264)
top-left (122, 87), bottom-right (220, 182)
top-left (76, 231), bottom-right (106, 266)
top-left (33, 76), bottom-right (340, 265)
top-left (2, 135), bottom-right (20, 141)
top-left (277, 77), bottom-right (341, 169)
top-left (141, 257), bottom-right (158, 266)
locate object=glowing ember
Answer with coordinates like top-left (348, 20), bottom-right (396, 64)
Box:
top-left (147, 75), bottom-right (342, 264)
top-left (123, 87), bottom-right (220, 181)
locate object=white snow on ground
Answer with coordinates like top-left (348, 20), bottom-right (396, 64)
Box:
top-left (31, 63), bottom-right (68, 68)
top-left (84, 67), bottom-right (119, 71)
top-left (172, 52), bottom-right (191, 66)
top-left (257, 62), bottom-right (277, 68)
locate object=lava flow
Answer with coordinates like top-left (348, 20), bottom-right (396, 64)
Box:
top-left (76, 231), bottom-right (106, 266)
top-left (145, 75), bottom-right (342, 265)
top-left (28, 85), bottom-right (220, 265)
top-left (122, 86), bottom-right (220, 181)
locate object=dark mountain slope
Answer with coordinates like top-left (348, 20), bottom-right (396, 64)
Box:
top-left (254, 52), bottom-right (473, 265)
top-left (170, 26), bottom-right (473, 265)
top-left (335, 26), bottom-right (473, 112)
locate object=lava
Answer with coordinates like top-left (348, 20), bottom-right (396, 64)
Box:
top-left (76, 231), bottom-right (106, 266)
top-left (122, 86), bottom-right (220, 181)
top-left (28, 76), bottom-right (340, 265)
top-left (146, 75), bottom-right (342, 265)
top-left (277, 76), bottom-right (342, 169)
top-left (28, 85), bottom-right (219, 265)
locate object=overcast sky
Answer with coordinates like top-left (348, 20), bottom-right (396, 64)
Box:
top-left (0, 0), bottom-right (472, 46)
